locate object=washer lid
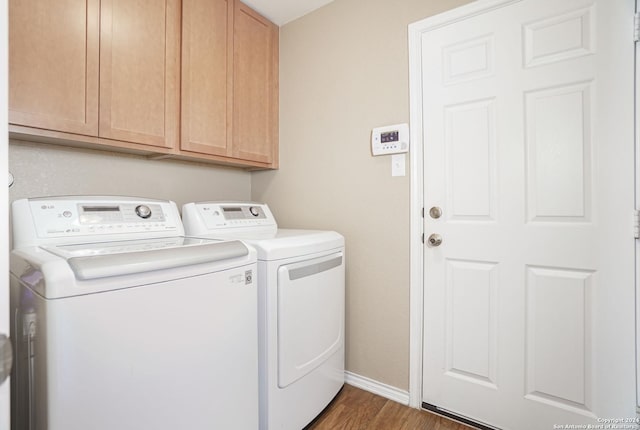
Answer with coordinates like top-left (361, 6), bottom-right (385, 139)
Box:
top-left (12, 237), bottom-right (257, 299)
top-left (41, 237), bottom-right (249, 280)
top-left (42, 237), bottom-right (212, 259)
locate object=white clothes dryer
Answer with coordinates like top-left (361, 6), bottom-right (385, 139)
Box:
top-left (182, 202), bottom-right (345, 430)
top-left (10, 196), bottom-right (259, 430)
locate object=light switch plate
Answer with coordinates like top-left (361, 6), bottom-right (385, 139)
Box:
top-left (391, 154), bottom-right (406, 177)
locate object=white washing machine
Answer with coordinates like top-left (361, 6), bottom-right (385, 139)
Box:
top-left (10, 196), bottom-right (259, 430)
top-left (182, 202), bottom-right (345, 430)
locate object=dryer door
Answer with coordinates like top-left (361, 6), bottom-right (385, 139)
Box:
top-left (277, 251), bottom-right (344, 388)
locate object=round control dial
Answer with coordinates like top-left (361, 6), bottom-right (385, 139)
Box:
top-left (135, 205), bottom-right (152, 219)
top-left (249, 206), bottom-right (260, 217)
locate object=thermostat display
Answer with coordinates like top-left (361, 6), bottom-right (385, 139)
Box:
top-left (381, 131), bottom-right (399, 143)
top-left (371, 123), bottom-right (409, 156)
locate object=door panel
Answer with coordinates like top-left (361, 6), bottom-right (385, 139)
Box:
top-left (445, 99), bottom-right (496, 221)
top-left (525, 82), bottom-right (592, 222)
top-left (525, 266), bottom-right (593, 409)
top-left (445, 259), bottom-right (498, 388)
top-left (420, 0), bottom-right (635, 428)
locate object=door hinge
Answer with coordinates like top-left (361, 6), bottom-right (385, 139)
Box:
top-left (634, 209), bottom-right (640, 239)
top-left (634, 12), bottom-right (640, 42)
top-left (422, 233), bottom-right (425, 244)
top-left (421, 207), bottom-right (424, 218)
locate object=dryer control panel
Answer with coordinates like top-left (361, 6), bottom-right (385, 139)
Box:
top-left (12, 196), bottom-right (183, 248)
top-left (182, 202), bottom-right (277, 236)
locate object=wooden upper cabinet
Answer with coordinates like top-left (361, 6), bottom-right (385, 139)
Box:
top-left (232, 1), bottom-right (279, 165)
top-left (9, 0), bottom-right (100, 136)
top-left (9, 0), bottom-right (278, 168)
top-left (181, 0), bottom-right (278, 166)
top-left (99, 0), bottom-right (180, 149)
top-left (181, 0), bottom-right (232, 156)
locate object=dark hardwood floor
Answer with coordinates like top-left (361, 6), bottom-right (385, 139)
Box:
top-left (306, 384), bottom-right (474, 430)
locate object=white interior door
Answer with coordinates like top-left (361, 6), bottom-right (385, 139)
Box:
top-left (1, 1), bottom-right (10, 428)
top-left (420, 0), bottom-right (636, 428)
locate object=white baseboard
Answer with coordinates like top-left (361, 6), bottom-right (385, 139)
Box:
top-left (344, 371), bottom-right (410, 406)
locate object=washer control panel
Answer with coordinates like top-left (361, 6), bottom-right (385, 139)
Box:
top-left (12, 197), bottom-right (181, 246)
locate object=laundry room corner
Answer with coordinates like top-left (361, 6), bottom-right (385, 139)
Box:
top-left (251, 0), bottom-right (472, 393)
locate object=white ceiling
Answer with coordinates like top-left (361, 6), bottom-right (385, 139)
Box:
top-left (241, 0), bottom-right (335, 26)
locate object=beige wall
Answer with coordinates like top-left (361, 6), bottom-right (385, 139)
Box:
top-left (9, 140), bottom-right (251, 210)
top-left (252, 0), bottom-right (471, 390)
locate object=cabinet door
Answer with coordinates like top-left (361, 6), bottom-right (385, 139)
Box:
top-left (99, 0), bottom-right (180, 149)
top-left (232, 1), bottom-right (279, 164)
top-left (9, 0), bottom-right (100, 136)
top-left (181, 0), bottom-right (232, 156)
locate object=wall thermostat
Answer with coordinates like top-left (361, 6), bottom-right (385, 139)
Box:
top-left (371, 123), bottom-right (409, 156)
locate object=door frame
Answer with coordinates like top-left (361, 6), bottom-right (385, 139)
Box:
top-left (636, 0), bottom-right (640, 414)
top-left (407, 0), bottom-right (637, 411)
top-left (1, 0), bottom-right (10, 427)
